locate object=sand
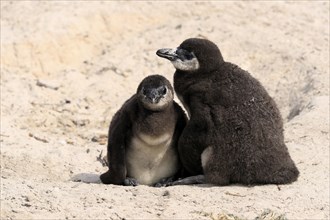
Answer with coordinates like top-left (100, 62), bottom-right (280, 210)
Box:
top-left (1, 1), bottom-right (329, 219)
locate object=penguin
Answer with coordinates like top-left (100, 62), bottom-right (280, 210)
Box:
top-left (156, 38), bottom-right (299, 185)
top-left (100, 74), bottom-right (187, 186)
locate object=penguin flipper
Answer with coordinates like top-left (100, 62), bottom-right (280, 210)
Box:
top-left (101, 97), bottom-right (135, 185)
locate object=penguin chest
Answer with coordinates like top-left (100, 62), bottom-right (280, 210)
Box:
top-left (126, 132), bottom-right (179, 185)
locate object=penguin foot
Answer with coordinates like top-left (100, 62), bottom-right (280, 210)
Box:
top-left (124, 177), bottom-right (139, 186)
top-left (154, 176), bottom-right (175, 187)
top-left (170, 175), bottom-right (205, 186)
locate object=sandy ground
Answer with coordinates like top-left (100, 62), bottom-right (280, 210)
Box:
top-left (1, 1), bottom-right (329, 219)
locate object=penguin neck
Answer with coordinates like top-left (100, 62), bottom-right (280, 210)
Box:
top-left (173, 69), bottom-right (204, 96)
top-left (139, 103), bottom-right (174, 119)
top-left (174, 61), bottom-right (228, 93)
top-left (138, 103), bottom-right (175, 135)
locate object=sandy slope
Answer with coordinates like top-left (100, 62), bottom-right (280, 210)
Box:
top-left (1, 1), bottom-right (329, 219)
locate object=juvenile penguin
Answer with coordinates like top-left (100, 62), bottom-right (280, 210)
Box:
top-left (100, 75), bottom-right (187, 186)
top-left (156, 38), bottom-right (299, 185)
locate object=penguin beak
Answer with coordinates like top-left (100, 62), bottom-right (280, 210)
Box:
top-left (157, 47), bottom-right (200, 71)
top-left (142, 86), bottom-right (167, 104)
top-left (156, 48), bottom-right (178, 61)
top-left (148, 89), bottom-right (159, 104)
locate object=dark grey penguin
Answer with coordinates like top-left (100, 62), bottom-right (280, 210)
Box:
top-left (156, 38), bottom-right (299, 185)
top-left (100, 75), bottom-right (187, 186)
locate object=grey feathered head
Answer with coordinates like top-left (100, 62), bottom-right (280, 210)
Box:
top-left (136, 75), bottom-right (174, 111)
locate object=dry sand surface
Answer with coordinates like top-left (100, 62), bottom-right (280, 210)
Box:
top-left (1, 1), bottom-right (329, 219)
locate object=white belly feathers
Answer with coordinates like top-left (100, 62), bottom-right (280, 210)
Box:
top-left (177, 94), bottom-right (191, 118)
top-left (126, 132), bottom-right (179, 185)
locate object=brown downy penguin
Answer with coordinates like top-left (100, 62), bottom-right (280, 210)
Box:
top-left (156, 38), bottom-right (299, 185)
top-left (100, 75), bottom-right (187, 186)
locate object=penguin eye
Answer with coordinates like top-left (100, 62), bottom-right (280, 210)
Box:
top-left (161, 87), bottom-right (167, 95)
top-left (142, 87), bottom-right (147, 96)
top-left (176, 48), bottom-right (194, 61)
top-left (185, 53), bottom-right (194, 60)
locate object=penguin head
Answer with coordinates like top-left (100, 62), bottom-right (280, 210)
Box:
top-left (156, 38), bottom-right (224, 73)
top-left (137, 75), bottom-right (174, 111)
